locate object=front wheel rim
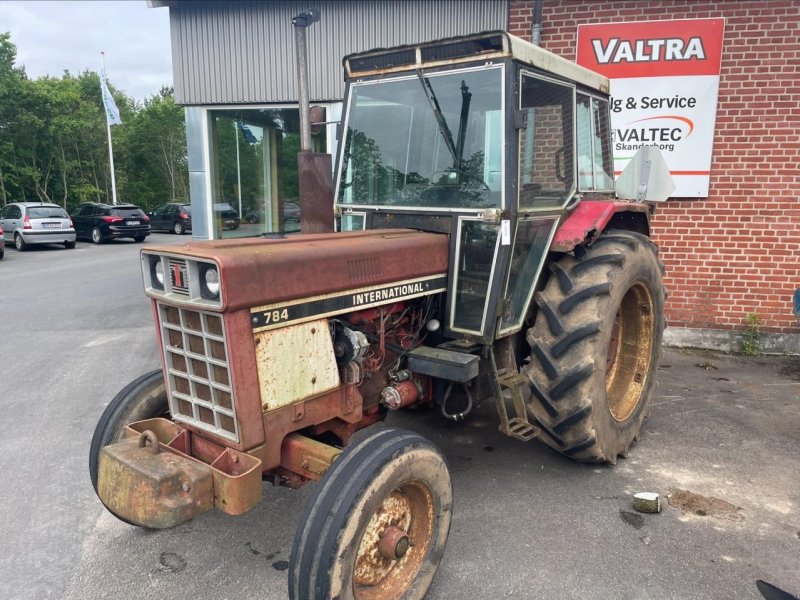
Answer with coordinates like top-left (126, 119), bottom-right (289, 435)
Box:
top-left (606, 281), bottom-right (655, 422)
top-left (353, 482), bottom-right (435, 600)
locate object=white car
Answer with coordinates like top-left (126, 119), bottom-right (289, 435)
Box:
top-left (0, 202), bottom-right (76, 250)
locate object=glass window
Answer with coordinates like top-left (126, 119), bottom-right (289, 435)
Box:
top-left (499, 218), bottom-right (557, 333)
top-left (209, 108), bottom-right (325, 239)
top-left (451, 219), bottom-right (499, 334)
top-left (577, 94), bottom-right (614, 191)
top-left (518, 75), bottom-right (575, 210)
top-left (27, 207), bottom-right (69, 219)
top-left (110, 207), bottom-right (146, 218)
top-left (338, 67), bottom-right (503, 210)
top-left (340, 213), bottom-right (365, 231)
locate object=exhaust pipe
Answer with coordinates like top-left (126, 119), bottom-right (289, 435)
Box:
top-left (292, 9), bottom-right (335, 234)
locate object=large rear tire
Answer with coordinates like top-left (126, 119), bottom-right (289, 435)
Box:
top-left (89, 369), bottom-right (169, 494)
top-left (523, 230), bottom-right (665, 464)
top-left (289, 428), bottom-right (452, 600)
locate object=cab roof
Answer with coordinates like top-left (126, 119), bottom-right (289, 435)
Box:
top-left (343, 30), bottom-right (609, 94)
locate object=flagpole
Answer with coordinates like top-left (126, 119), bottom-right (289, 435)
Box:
top-left (234, 120), bottom-right (242, 218)
top-left (102, 52), bottom-right (118, 205)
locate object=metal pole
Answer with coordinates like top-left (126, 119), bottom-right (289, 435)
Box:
top-left (292, 10), bottom-right (319, 153)
top-left (101, 52), bottom-right (119, 205)
top-left (531, 0), bottom-right (544, 46)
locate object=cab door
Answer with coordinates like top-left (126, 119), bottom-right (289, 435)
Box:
top-left (496, 71), bottom-right (577, 337)
top-left (446, 215), bottom-right (507, 343)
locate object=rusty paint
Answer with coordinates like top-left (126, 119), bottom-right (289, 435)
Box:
top-left (103, 418), bottom-right (264, 523)
top-left (352, 482), bottom-right (435, 598)
top-left (97, 433), bottom-right (214, 529)
top-left (551, 201), bottom-right (649, 252)
top-left (208, 448), bottom-right (263, 515)
top-left (257, 384), bottom-right (364, 471)
top-left (280, 433), bottom-right (342, 481)
top-left (380, 380), bottom-right (420, 410)
top-left (377, 526), bottom-right (410, 560)
top-left (254, 318), bottom-right (340, 412)
top-left (142, 229), bottom-right (449, 312)
top-left (298, 152), bottom-right (335, 234)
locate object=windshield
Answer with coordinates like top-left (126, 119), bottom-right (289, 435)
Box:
top-left (338, 67), bottom-right (503, 209)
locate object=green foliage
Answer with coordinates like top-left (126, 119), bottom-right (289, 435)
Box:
top-left (741, 312), bottom-right (761, 356)
top-left (0, 33), bottom-right (187, 212)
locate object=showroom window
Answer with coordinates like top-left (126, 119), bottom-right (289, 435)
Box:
top-left (208, 108), bottom-right (326, 239)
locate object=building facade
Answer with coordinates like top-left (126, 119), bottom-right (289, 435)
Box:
top-left (153, 0), bottom-right (800, 351)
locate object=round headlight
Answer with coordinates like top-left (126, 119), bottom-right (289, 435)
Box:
top-left (204, 266), bottom-right (220, 297)
top-left (153, 259), bottom-right (164, 287)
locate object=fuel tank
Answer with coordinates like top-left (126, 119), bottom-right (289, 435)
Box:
top-left (143, 229), bottom-right (450, 311)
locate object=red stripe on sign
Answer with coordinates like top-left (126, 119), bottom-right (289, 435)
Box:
top-left (613, 170), bottom-right (710, 176)
top-left (577, 18), bottom-right (724, 79)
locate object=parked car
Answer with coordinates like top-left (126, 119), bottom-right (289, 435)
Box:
top-left (244, 201), bottom-right (300, 231)
top-left (0, 226), bottom-right (4, 259)
top-left (0, 202), bottom-right (76, 250)
top-left (149, 203), bottom-right (191, 235)
top-left (214, 203), bottom-right (240, 230)
top-left (71, 202), bottom-right (150, 244)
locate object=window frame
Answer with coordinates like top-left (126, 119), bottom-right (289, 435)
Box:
top-left (516, 70), bottom-right (577, 214)
top-left (334, 64), bottom-right (507, 214)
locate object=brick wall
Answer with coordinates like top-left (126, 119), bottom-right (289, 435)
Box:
top-left (509, 0), bottom-right (800, 335)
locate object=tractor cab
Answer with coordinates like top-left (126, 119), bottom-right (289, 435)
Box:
top-left (336, 31), bottom-right (616, 343)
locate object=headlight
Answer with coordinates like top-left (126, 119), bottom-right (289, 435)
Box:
top-left (201, 264), bottom-right (220, 299)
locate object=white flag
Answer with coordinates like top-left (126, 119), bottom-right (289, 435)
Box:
top-left (100, 66), bottom-right (122, 126)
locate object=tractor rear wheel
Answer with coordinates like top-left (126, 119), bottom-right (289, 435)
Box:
top-left (523, 230), bottom-right (665, 464)
top-left (289, 427), bottom-right (452, 600)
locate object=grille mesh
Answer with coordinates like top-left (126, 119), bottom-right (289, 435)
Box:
top-left (158, 302), bottom-right (239, 442)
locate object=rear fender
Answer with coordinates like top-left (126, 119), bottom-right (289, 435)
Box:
top-left (551, 201), bottom-right (650, 252)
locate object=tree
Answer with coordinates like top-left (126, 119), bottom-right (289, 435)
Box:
top-left (0, 32), bottom-right (188, 212)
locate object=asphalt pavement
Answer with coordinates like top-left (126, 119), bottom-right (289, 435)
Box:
top-left (1, 234), bottom-right (798, 600)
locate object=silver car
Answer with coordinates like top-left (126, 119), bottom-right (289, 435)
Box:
top-left (0, 202), bottom-right (77, 250)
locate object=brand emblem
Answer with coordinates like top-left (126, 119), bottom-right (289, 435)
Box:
top-left (171, 263), bottom-right (185, 288)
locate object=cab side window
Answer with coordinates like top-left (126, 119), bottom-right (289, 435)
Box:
top-left (576, 93), bottom-right (614, 192)
top-left (518, 74), bottom-right (575, 210)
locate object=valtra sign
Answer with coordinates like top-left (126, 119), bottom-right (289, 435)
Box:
top-left (577, 18), bottom-right (725, 197)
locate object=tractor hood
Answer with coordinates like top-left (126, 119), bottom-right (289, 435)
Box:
top-left (142, 229), bottom-right (450, 312)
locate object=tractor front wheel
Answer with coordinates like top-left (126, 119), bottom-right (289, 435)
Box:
top-left (289, 428), bottom-right (452, 600)
top-left (89, 369), bottom-right (169, 494)
top-left (524, 230), bottom-right (665, 464)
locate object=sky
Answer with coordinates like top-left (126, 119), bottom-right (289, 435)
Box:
top-left (0, 0), bottom-right (172, 101)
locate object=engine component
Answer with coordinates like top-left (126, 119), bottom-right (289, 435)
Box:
top-left (379, 379), bottom-right (421, 410)
top-left (332, 322), bottom-right (370, 365)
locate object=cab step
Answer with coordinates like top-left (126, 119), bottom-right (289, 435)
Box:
top-left (490, 347), bottom-right (540, 443)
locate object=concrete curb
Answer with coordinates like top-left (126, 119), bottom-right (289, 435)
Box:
top-left (664, 326), bottom-right (800, 355)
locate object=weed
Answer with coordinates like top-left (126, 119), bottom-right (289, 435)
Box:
top-left (696, 361), bottom-right (717, 370)
top-left (741, 312), bottom-right (761, 356)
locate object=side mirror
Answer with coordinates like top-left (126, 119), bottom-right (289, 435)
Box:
top-left (615, 146), bottom-right (675, 202)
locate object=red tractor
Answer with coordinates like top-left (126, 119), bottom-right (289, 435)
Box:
top-left (90, 31), bottom-right (667, 599)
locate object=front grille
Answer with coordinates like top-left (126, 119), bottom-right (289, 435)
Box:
top-left (158, 302), bottom-right (239, 443)
top-left (168, 259), bottom-right (189, 296)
